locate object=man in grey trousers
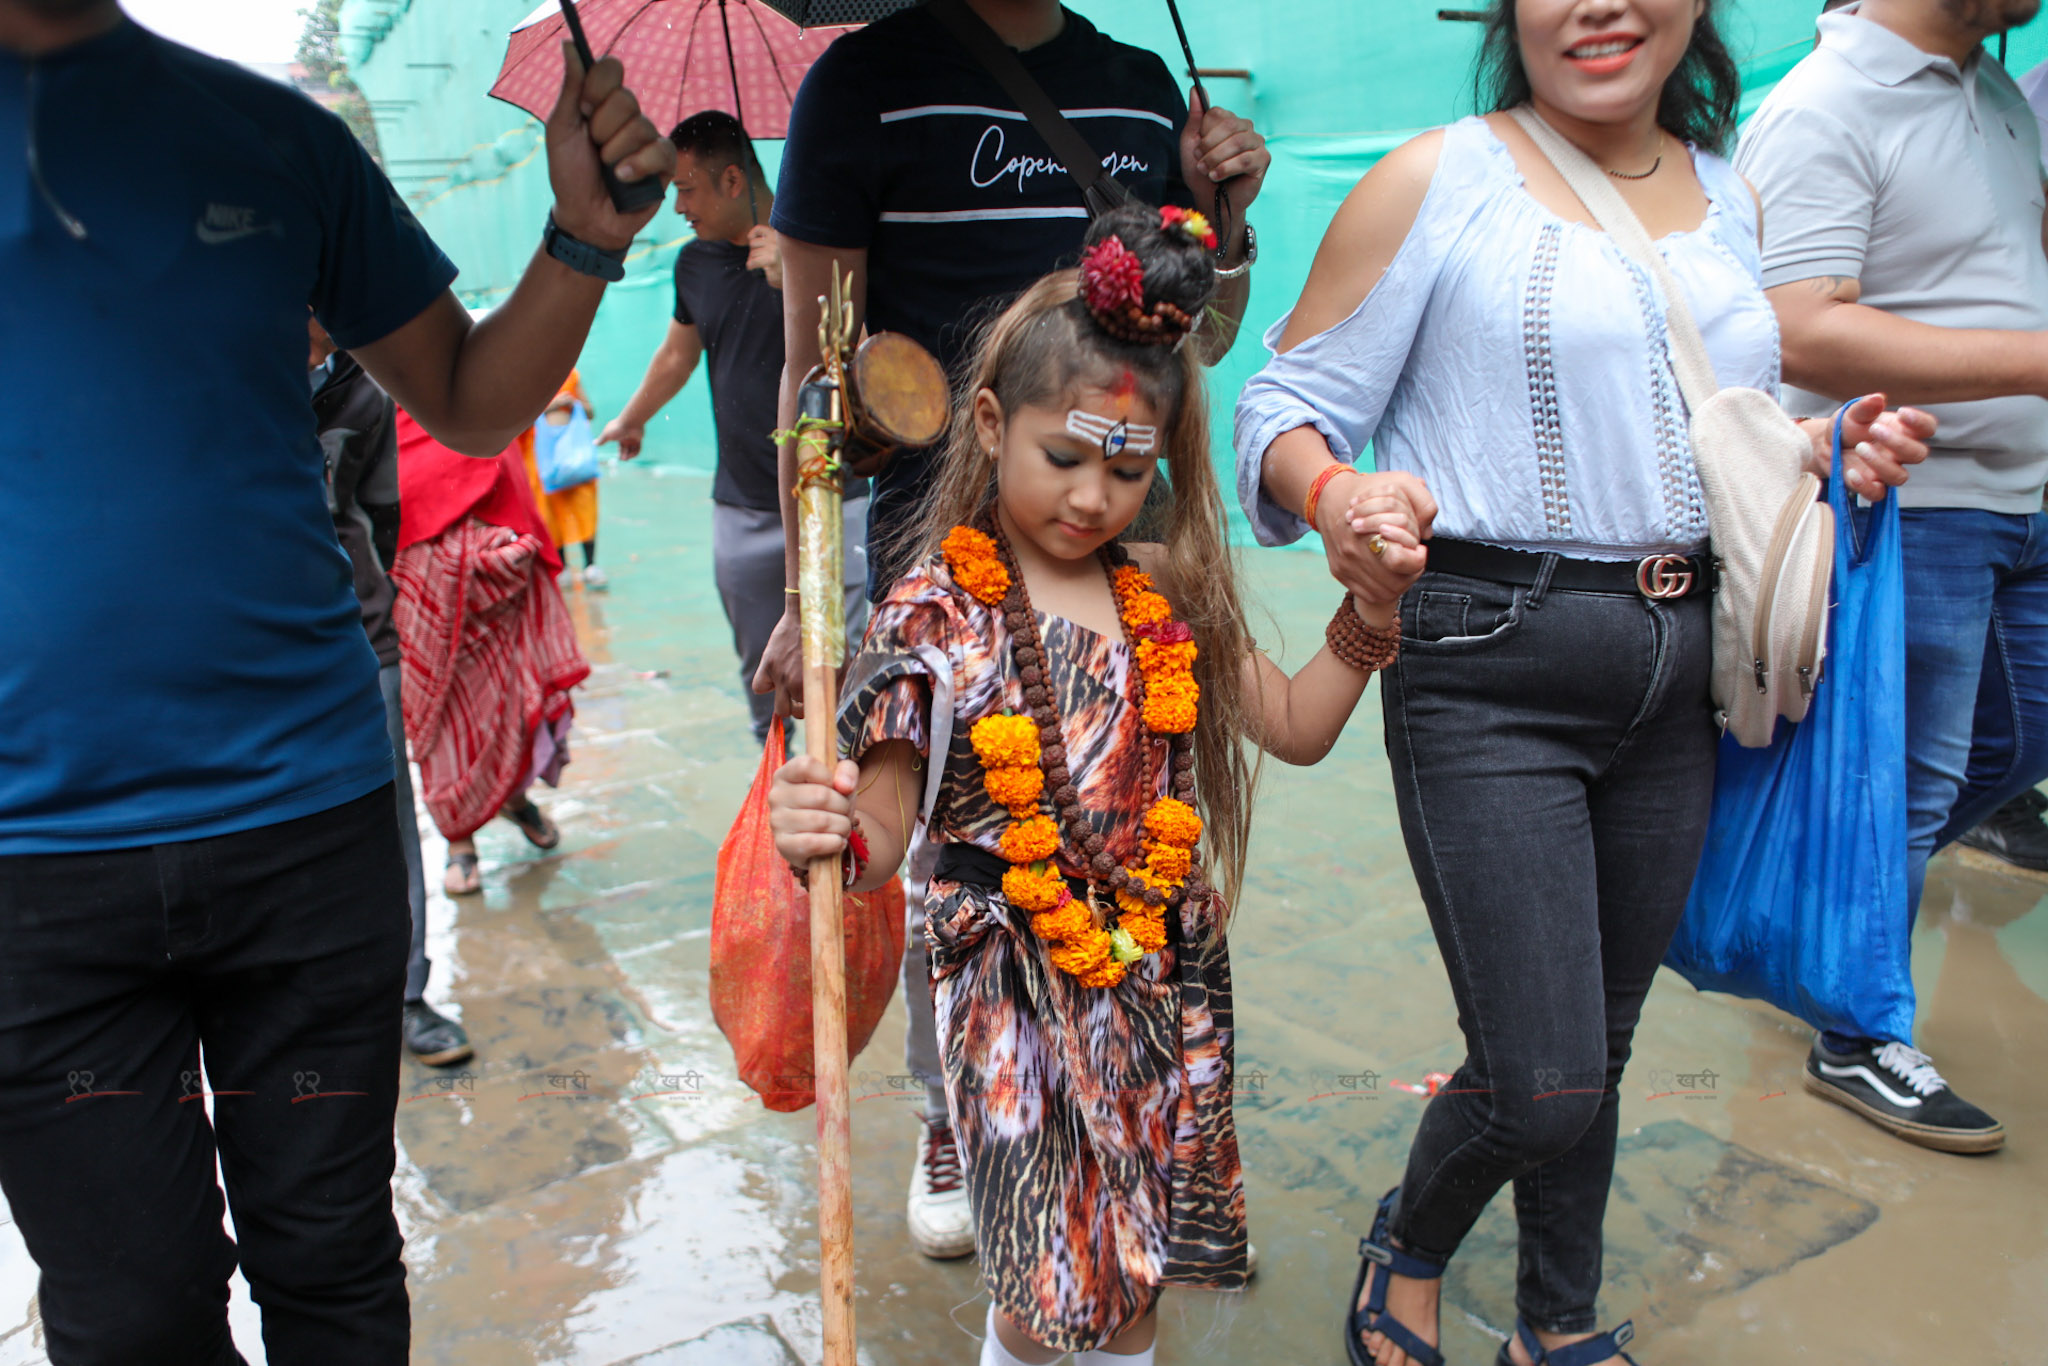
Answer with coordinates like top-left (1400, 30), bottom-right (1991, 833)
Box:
top-left (601, 111), bottom-right (866, 738)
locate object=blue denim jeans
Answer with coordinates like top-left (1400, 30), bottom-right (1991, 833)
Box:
top-left (1382, 568), bottom-right (1717, 1333)
top-left (1825, 507), bottom-right (2048, 1051)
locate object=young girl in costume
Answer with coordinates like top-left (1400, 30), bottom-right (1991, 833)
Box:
top-left (770, 204), bottom-right (1426, 1365)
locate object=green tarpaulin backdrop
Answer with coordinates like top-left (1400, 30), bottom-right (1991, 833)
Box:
top-left (336, 1), bottom-right (2048, 522)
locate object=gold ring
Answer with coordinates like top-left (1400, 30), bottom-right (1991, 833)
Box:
top-left (1368, 534), bottom-right (1387, 557)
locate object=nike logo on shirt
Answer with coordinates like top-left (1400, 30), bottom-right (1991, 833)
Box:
top-left (195, 204), bottom-right (283, 245)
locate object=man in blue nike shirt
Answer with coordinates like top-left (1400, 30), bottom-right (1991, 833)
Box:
top-left (0, 2), bottom-right (674, 1360)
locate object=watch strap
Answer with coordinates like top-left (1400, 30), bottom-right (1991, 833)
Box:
top-left (543, 212), bottom-right (627, 283)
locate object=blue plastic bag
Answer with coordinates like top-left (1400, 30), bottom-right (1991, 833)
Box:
top-left (534, 402), bottom-right (599, 493)
top-left (1664, 409), bottom-right (1913, 1042)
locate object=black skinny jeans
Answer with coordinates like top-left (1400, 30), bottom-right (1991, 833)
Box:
top-left (1381, 567), bottom-right (1715, 1334)
top-left (0, 786), bottom-right (411, 1364)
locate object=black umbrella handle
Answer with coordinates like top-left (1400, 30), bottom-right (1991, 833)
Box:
top-left (558, 0), bottom-right (667, 213)
top-left (1163, 0), bottom-right (1231, 259)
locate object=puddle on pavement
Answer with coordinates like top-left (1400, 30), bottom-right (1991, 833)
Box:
top-left (0, 466), bottom-right (2042, 1365)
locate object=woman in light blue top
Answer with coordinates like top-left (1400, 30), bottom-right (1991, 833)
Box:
top-left (1233, 3), bottom-right (1933, 1366)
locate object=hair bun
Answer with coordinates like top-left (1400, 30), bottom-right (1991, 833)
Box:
top-left (1076, 204), bottom-right (1218, 348)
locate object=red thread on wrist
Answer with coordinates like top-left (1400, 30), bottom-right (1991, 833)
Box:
top-left (1302, 463), bottom-right (1356, 530)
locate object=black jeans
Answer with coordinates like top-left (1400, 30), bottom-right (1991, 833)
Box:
top-left (1381, 568), bottom-right (1716, 1333)
top-left (0, 786), bottom-right (411, 1364)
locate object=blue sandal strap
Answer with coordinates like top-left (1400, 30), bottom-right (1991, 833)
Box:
top-left (1516, 1320), bottom-right (1637, 1366)
top-left (1359, 1234), bottom-right (1447, 1284)
top-left (1352, 1301), bottom-right (1445, 1366)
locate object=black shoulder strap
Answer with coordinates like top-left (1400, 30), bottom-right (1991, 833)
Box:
top-left (925, 0), bottom-right (1135, 218)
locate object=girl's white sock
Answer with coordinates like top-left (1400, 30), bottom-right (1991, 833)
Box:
top-left (1075, 1346), bottom-right (1155, 1365)
top-left (980, 1303), bottom-right (1058, 1366)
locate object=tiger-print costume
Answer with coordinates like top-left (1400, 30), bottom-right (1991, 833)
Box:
top-left (839, 553), bottom-right (1248, 1354)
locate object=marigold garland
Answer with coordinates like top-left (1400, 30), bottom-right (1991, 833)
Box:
top-left (943, 525), bottom-right (1011, 606)
top-left (956, 524), bottom-right (1206, 989)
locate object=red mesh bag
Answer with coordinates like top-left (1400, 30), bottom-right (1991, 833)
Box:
top-left (711, 723), bottom-right (905, 1112)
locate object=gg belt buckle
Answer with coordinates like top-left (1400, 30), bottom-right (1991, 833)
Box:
top-left (1636, 554), bottom-right (1694, 600)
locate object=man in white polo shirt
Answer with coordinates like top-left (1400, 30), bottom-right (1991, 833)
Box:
top-left (1738, 0), bottom-right (2044, 1154)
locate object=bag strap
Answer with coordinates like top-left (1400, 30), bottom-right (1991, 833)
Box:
top-left (927, 0), bottom-right (1135, 218)
top-left (1508, 106), bottom-right (1721, 414)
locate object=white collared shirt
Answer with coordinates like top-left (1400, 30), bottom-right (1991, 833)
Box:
top-left (1737, 3), bottom-right (2048, 511)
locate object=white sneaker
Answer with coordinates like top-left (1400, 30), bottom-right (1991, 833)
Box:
top-left (582, 563), bottom-right (608, 590)
top-left (907, 1115), bottom-right (975, 1259)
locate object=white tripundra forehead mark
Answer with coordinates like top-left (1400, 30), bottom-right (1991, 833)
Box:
top-left (1066, 409), bottom-right (1159, 458)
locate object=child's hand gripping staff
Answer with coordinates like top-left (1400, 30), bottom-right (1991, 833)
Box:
top-left (550, 0), bottom-right (668, 217)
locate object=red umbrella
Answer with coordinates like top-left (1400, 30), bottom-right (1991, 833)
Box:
top-left (490, 0), bottom-right (850, 142)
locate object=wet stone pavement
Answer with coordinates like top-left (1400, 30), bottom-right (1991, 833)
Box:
top-left (2, 464), bottom-right (2045, 1364)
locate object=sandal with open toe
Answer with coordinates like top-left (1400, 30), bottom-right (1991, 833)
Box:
top-left (1495, 1319), bottom-right (1638, 1366)
top-left (501, 797), bottom-right (559, 850)
top-left (443, 851), bottom-right (481, 896)
top-left (1347, 1186), bottom-right (1446, 1366)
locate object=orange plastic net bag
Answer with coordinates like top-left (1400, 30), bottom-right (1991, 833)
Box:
top-left (711, 723), bottom-right (905, 1112)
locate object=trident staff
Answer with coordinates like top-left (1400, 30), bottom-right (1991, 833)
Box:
top-left (792, 264), bottom-right (861, 1366)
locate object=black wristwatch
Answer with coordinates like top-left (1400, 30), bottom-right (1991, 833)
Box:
top-left (543, 212), bottom-right (627, 283)
top-left (1215, 221), bottom-right (1256, 281)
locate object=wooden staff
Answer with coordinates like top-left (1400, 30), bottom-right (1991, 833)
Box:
top-left (796, 263), bottom-right (858, 1366)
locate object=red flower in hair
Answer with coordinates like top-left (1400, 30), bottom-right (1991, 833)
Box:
top-left (1080, 235), bottom-right (1145, 316)
top-left (1160, 205), bottom-right (1219, 252)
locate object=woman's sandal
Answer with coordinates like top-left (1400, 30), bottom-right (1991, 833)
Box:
top-left (443, 852), bottom-right (481, 896)
top-left (501, 797), bottom-right (560, 850)
top-left (1493, 1319), bottom-right (1638, 1366)
top-left (1347, 1187), bottom-right (1447, 1366)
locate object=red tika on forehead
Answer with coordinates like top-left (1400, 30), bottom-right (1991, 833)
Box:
top-left (1112, 368), bottom-right (1137, 415)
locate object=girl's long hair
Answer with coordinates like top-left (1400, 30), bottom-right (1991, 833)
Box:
top-left (1477, 0), bottom-right (1742, 153)
top-left (897, 207), bottom-right (1257, 908)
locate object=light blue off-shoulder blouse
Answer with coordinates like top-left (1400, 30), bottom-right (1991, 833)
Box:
top-left (1234, 116), bottom-right (1781, 560)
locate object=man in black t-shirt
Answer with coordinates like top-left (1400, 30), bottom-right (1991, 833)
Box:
top-left (602, 113), bottom-right (868, 741)
top-left (755, 0), bottom-right (1270, 1266)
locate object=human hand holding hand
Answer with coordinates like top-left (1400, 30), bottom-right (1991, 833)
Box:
top-left (596, 416), bottom-right (644, 460)
top-left (746, 225), bottom-right (784, 291)
top-left (769, 755), bottom-right (857, 870)
top-left (1812, 393), bottom-right (1934, 501)
top-left (545, 43), bottom-right (675, 252)
top-left (1180, 90), bottom-right (1270, 227)
top-left (752, 606), bottom-right (806, 719)
top-left (1315, 470), bottom-right (1435, 607)
top-left (1342, 492), bottom-right (1428, 625)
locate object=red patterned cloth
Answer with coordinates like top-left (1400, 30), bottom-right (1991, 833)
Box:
top-left (392, 517), bottom-right (589, 841)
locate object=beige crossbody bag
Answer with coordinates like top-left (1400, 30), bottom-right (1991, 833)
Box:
top-left (1511, 107), bottom-right (1831, 748)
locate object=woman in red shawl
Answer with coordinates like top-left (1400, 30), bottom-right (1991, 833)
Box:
top-left (391, 408), bottom-right (590, 895)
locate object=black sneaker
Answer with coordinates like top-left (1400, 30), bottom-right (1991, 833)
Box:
top-left (1956, 788), bottom-right (2048, 872)
top-left (1804, 1038), bottom-right (2004, 1153)
top-left (403, 1001), bottom-right (474, 1067)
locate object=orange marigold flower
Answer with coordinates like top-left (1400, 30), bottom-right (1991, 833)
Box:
top-left (1122, 590), bottom-right (1172, 629)
top-left (1076, 957), bottom-right (1128, 989)
top-left (1142, 686), bottom-right (1200, 734)
top-left (1003, 862), bottom-right (1067, 913)
top-left (998, 814), bottom-right (1061, 864)
top-left (1114, 866), bottom-right (1171, 918)
top-left (983, 763), bottom-right (1044, 814)
top-left (1136, 638), bottom-right (1199, 677)
top-left (942, 525), bottom-right (1010, 605)
top-left (1031, 900), bottom-right (1095, 942)
top-left (1049, 928), bottom-right (1113, 977)
top-left (1111, 566), bottom-right (1154, 604)
top-left (1145, 797), bottom-right (1203, 847)
top-left (1123, 912), bottom-right (1168, 953)
top-left (970, 713), bottom-right (1040, 769)
top-left (1144, 841), bottom-right (1192, 881)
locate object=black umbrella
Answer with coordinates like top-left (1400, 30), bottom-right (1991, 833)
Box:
top-left (755, 0), bottom-right (917, 24)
